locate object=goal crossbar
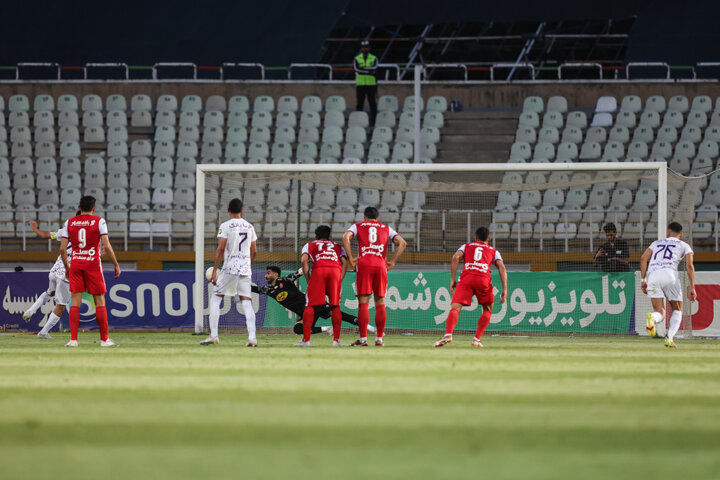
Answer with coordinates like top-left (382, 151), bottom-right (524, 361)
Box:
top-left (193, 161), bottom-right (668, 333)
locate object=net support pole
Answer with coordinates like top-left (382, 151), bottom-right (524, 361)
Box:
top-left (413, 64), bottom-right (422, 166)
top-left (657, 162), bottom-right (668, 241)
top-left (194, 168), bottom-right (206, 334)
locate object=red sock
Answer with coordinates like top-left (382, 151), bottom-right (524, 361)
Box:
top-left (302, 306), bottom-right (314, 342)
top-left (375, 304), bottom-right (387, 338)
top-left (70, 305), bottom-right (80, 341)
top-left (96, 305), bottom-right (109, 342)
top-left (330, 306), bottom-right (341, 341)
top-left (358, 302), bottom-right (369, 338)
top-left (475, 309), bottom-right (492, 340)
top-left (445, 308), bottom-right (460, 335)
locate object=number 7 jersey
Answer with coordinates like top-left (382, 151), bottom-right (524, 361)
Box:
top-left (647, 237), bottom-right (693, 274)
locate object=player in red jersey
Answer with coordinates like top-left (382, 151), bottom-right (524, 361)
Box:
top-left (296, 225), bottom-right (349, 347)
top-left (60, 195), bottom-right (122, 347)
top-left (434, 226), bottom-right (507, 348)
top-left (342, 206), bottom-right (407, 346)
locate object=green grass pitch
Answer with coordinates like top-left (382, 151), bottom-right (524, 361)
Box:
top-left (1, 332), bottom-right (719, 480)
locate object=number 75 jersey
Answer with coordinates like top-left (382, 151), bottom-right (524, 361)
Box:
top-left (65, 215), bottom-right (107, 270)
top-left (647, 237), bottom-right (693, 274)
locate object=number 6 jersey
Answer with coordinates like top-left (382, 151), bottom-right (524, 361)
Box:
top-left (647, 237), bottom-right (693, 274)
top-left (65, 214), bottom-right (107, 270)
top-left (458, 242), bottom-right (502, 282)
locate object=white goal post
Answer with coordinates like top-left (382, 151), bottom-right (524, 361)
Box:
top-left (193, 161), bottom-right (669, 333)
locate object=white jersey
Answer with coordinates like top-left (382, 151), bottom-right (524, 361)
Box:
top-left (49, 220), bottom-right (71, 280)
top-left (647, 237), bottom-right (694, 274)
top-left (218, 217), bottom-right (257, 276)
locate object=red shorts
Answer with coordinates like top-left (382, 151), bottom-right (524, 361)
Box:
top-left (69, 267), bottom-right (106, 295)
top-left (356, 264), bottom-right (387, 297)
top-left (452, 276), bottom-right (494, 306)
top-left (306, 267), bottom-right (342, 306)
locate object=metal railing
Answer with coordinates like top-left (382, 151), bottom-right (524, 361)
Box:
top-left (2, 60), bottom-right (718, 82)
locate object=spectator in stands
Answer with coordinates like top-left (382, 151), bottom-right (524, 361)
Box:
top-left (594, 223), bottom-right (630, 272)
top-left (354, 40), bottom-right (378, 126)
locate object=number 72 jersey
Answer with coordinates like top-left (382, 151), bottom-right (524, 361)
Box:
top-left (647, 237), bottom-right (693, 274)
top-left (65, 215), bottom-right (108, 270)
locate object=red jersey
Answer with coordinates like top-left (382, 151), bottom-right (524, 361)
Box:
top-left (347, 221), bottom-right (398, 268)
top-left (64, 215), bottom-right (108, 271)
top-left (302, 240), bottom-right (346, 270)
top-left (458, 242), bottom-right (502, 282)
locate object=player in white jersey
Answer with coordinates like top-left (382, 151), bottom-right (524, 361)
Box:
top-left (202, 198), bottom-right (258, 347)
top-left (640, 222), bottom-right (696, 348)
top-left (22, 218), bottom-right (77, 338)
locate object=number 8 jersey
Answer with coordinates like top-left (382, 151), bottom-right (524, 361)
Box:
top-left (66, 214), bottom-right (107, 270)
top-left (347, 221), bottom-right (398, 268)
top-left (647, 237), bottom-right (693, 274)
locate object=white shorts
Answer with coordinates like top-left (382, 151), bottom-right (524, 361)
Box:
top-left (647, 269), bottom-right (683, 302)
top-left (213, 272), bottom-right (252, 298)
top-left (54, 277), bottom-right (71, 306)
top-left (46, 274), bottom-right (58, 295)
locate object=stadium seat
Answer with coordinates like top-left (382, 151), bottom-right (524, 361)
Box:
top-left (560, 126), bottom-right (583, 144)
top-left (9, 95), bottom-right (29, 112)
top-left (57, 94), bottom-right (78, 112)
top-left (518, 112), bottom-right (539, 129)
top-left (297, 127), bottom-right (319, 143)
top-left (614, 111), bottom-right (636, 129)
top-left (511, 222), bottom-right (534, 240)
top-left (299, 112), bottom-right (320, 129)
top-left (319, 142), bottom-right (341, 159)
top-left (674, 141), bottom-right (696, 159)
top-left (698, 141), bottom-right (719, 158)
top-left (421, 126), bottom-right (440, 144)
top-left (542, 112), bottom-right (563, 129)
top-left (603, 141), bottom-right (624, 160)
top-left (60, 188), bottom-right (81, 208)
top-left (638, 111), bottom-right (661, 129)
top-left (130, 139), bottom-right (151, 157)
top-left (687, 111), bottom-right (708, 128)
top-left (555, 142), bottom-right (578, 161)
top-left (537, 127), bottom-right (559, 144)
top-left (106, 110), bottom-right (128, 127)
top-left (203, 126), bottom-right (223, 143)
top-left (650, 141), bottom-right (672, 159)
top-left (669, 157), bottom-right (691, 175)
top-left (645, 96), bottom-right (666, 113)
top-left (227, 96), bottom-right (250, 113)
top-left (579, 142), bottom-right (601, 160)
top-left (395, 127), bottom-right (414, 143)
top-left (656, 126), bottom-right (678, 143)
top-left (81, 94), bottom-right (102, 112)
top-left (427, 96), bottom-right (447, 112)
top-left (423, 111), bottom-right (444, 129)
top-left (632, 126), bottom-right (654, 143)
top-left (546, 96), bottom-right (567, 114)
top-left (325, 95), bottom-right (346, 112)
top-left (680, 126), bottom-right (702, 143)
top-left (152, 156), bottom-right (174, 173)
top-left (104, 94), bottom-right (126, 111)
top-left (253, 95), bottom-right (274, 113)
top-left (10, 126), bottom-right (30, 143)
top-left (347, 111), bottom-right (369, 129)
top-left (322, 111), bottom-right (344, 129)
top-left (608, 126), bottom-right (630, 144)
top-left (276, 111), bottom-right (297, 128)
top-left (403, 95), bottom-right (424, 112)
top-left (36, 141), bottom-right (56, 157)
top-left (620, 95), bottom-right (642, 113)
top-left (155, 111), bottom-right (176, 127)
top-left (691, 156), bottom-right (714, 176)
top-left (180, 95), bottom-right (202, 112)
top-left (662, 111), bottom-right (684, 128)
top-left (522, 96), bottom-right (544, 113)
top-left (205, 95), bottom-right (227, 112)
top-left (9, 112), bottom-right (29, 127)
top-left (595, 96), bottom-right (617, 113)
top-left (33, 111), bottom-right (54, 127)
top-left (533, 142), bottom-right (554, 160)
top-left (515, 127), bottom-right (536, 143)
top-left (590, 113), bottom-right (613, 127)
top-left (668, 95), bottom-right (689, 113)
top-left (555, 222), bottom-right (577, 240)
top-left (378, 95), bottom-right (399, 112)
top-left (299, 96), bottom-right (320, 113)
top-left (626, 141), bottom-right (649, 159)
top-left (691, 95), bottom-right (712, 113)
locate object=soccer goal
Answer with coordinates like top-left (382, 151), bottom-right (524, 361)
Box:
top-left (194, 161), bottom-right (702, 338)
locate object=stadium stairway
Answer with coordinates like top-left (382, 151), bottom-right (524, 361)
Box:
top-left (436, 111), bottom-right (516, 164)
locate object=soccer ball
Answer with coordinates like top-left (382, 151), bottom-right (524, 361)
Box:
top-left (205, 267), bottom-right (215, 282)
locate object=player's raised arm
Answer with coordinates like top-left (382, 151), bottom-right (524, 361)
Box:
top-left (342, 230), bottom-right (356, 267)
top-left (449, 249), bottom-right (464, 293)
top-left (387, 233), bottom-right (407, 271)
top-left (100, 235), bottom-right (122, 279)
top-left (686, 252), bottom-right (696, 301)
top-left (496, 259), bottom-right (508, 304)
top-left (639, 247), bottom-right (653, 294)
top-left (29, 221), bottom-right (53, 239)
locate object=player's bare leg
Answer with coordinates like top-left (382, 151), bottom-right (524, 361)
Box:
top-left (665, 300), bottom-right (683, 348)
top-left (646, 298), bottom-right (666, 338)
top-left (374, 294), bottom-right (386, 346)
top-left (350, 294), bottom-right (371, 346)
top-left (471, 303), bottom-right (493, 348)
top-left (435, 302), bottom-right (463, 347)
top-left (201, 294), bottom-right (223, 345)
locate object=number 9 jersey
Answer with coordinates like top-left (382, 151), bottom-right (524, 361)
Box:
top-left (64, 214), bottom-right (108, 295)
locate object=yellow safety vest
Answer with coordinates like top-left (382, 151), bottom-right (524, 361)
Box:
top-left (355, 53), bottom-right (377, 86)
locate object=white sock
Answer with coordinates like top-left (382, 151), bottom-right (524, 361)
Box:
top-left (26, 292), bottom-right (50, 317)
top-left (39, 312), bottom-right (61, 335)
top-left (360, 336), bottom-right (367, 342)
top-left (668, 310), bottom-right (682, 340)
top-left (367, 324), bottom-right (376, 333)
top-left (651, 312), bottom-right (663, 323)
top-left (321, 326), bottom-right (331, 332)
top-left (241, 300), bottom-right (256, 341)
top-left (209, 295), bottom-right (222, 338)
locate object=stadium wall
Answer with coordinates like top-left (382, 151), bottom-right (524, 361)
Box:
top-left (2, 81), bottom-right (720, 111)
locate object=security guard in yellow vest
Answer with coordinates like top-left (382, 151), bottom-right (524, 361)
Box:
top-left (354, 40), bottom-right (378, 126)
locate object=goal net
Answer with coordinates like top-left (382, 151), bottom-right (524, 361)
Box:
top-left (194, 162), bottom-right (703, 338)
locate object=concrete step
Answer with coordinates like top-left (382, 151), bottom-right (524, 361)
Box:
top-left (435, 150), bottom-right (509, 163)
